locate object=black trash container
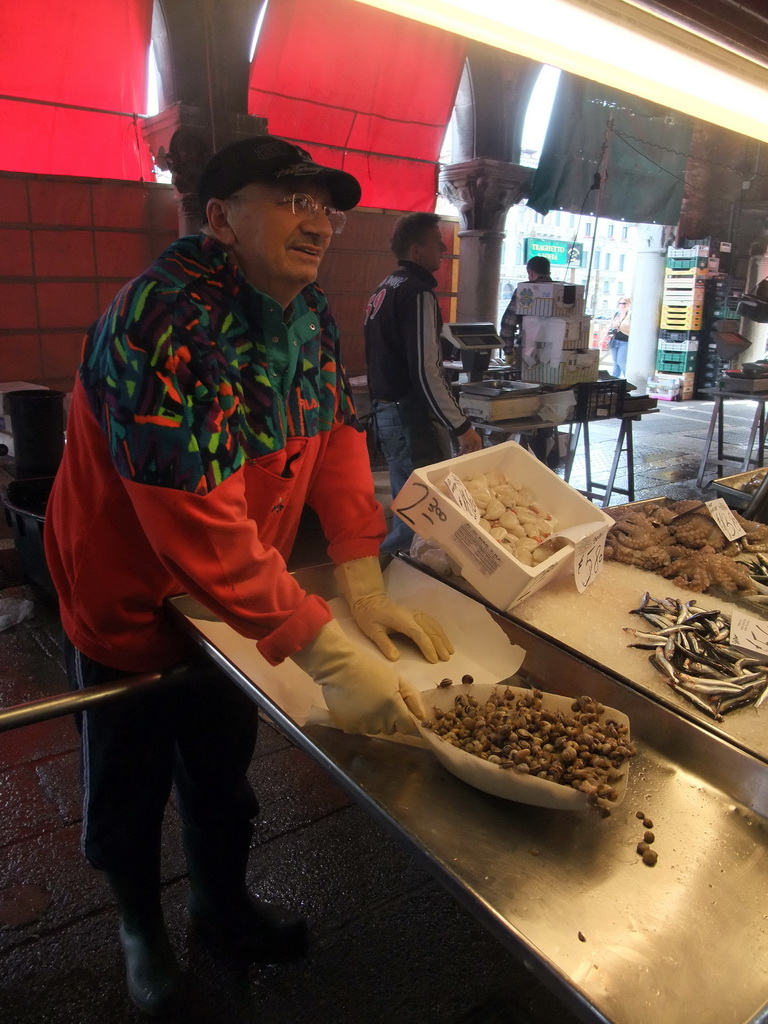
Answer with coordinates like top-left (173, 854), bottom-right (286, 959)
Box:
top-left (1, 476), bottom-right (57, 598)
top-left (6, 389), bottom-right (65, 478)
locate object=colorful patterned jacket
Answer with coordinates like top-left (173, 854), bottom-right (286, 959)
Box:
top-left (45, 233), bottom-right (385, 672)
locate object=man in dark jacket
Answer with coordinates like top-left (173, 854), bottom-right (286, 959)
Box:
top-left (499, 255), bottom-right (553, 362)
top-left (364, 212), bottom-right (482, 554)
top-left (498, 256), bottom-right (560, 467)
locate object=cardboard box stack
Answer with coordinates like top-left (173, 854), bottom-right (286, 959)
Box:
top-left (514, 283), bottom-right (597, 387)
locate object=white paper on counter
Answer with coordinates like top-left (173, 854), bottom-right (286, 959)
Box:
top-left (174, 559), bottom-right (525, 741)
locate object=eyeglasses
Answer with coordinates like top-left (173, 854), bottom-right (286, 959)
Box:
top-left (230, 191), bottom-right (346, 234)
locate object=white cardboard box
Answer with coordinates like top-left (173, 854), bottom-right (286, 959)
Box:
top-left (519, 316), bottom-right (591, 360)
top-left (514, 282), bottom-right (586, 318)
top-left (391, 441), bottom-right (612, 612)
top-left (520, 348), bottom-right (599, 387)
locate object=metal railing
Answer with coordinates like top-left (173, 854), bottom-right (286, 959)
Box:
top-left (0, 663), bottom-right (203, 733)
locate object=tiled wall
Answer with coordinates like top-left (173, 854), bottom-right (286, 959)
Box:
top-left (0, 172), bottom-right (178, 392)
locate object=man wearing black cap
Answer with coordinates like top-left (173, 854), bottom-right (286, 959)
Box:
top-left (44, 135), bottom-right (453, 1015)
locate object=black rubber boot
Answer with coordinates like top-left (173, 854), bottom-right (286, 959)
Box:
top-left (183, 823), bottom-right (308, 963)
top-left (106, 870), bottom-right (182, 1017)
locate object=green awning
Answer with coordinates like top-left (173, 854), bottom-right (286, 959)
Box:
top-left (527, 73), bottom-right (693, 224)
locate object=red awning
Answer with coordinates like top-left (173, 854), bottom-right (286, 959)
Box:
top-left (0, 1), bottom-right (154, 179)
top-left (248, 0), bottom-right (466, 211)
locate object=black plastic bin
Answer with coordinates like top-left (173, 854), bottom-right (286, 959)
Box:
top-left (1, 477), bottom-right (57, 598)
top-left (574, 379), bottom-right (626, 421)
top-left (6, 388), bottom-right (65, 478)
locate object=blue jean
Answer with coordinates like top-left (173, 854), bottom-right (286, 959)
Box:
top-left (373, 396), bottom-right (452, 556)
top-left (611, 339), bottom-right (628, 378)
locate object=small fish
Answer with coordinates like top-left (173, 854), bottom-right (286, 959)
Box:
top-left (651, 647), bottom-right (679, 683)
top-left (670, 683), bottom-right (724, 721)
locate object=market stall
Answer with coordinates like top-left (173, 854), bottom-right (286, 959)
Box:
top-left (168, 558), bottom-right (768, 1024)
top-left (167, 425), bottom-right (768, 1024)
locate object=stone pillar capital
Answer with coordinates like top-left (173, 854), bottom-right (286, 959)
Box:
top-left (141, 103), bottom-right (268, 235)
top-left (440, 159), bottom-right (532, 231)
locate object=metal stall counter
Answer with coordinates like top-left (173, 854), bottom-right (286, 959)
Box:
top-left (168, 558), bottom-right (768, 1024)
top-left (459, 380), bottom-right (657, 507)
top-left (696, 384), bottom-right (768, 487)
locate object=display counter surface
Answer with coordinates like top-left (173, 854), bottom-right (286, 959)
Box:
top-left (169, 561), bottom-right (768, 1024)
top-left (497, 559), bottom-right (768, 766)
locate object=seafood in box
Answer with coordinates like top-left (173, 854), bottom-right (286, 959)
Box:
top-left (391, 440), bottom-right (612, 612)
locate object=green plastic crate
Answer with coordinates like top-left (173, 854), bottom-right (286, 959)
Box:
top-left (656, 350), bottom-right (698, 373)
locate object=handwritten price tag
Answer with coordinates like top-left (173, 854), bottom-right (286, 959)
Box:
top-left (444, 472), bottom-right (480, 522)
top-left (705, 498), bottom-right (746, 541)
top-left (730, 611), bottom-right (768, 658)
top-left (573, 529), bottom-right (606, 592)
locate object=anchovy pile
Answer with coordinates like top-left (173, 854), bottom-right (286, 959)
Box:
top-left (625, 593), bottom-right (768, 721)
top-left (734, 552), bottom-right (768, 604)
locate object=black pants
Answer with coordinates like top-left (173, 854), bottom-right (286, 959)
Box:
top-left (63, 638), bottom-right (259, 873)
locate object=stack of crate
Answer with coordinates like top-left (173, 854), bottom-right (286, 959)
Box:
top-left (654, 245), bottom-right (708, 400)
top-left (695, 274), bottom-right (745, 394)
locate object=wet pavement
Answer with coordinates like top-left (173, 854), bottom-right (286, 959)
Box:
top-left (0, 396), bottom-right (759, 1024)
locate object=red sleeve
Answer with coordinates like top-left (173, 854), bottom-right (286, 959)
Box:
top-left (123, 472), bottom-right (333, 665)
top-left (306, 420), bottom-right (387, 564)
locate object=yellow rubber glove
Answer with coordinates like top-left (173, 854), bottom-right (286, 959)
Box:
top-left (334, 556), bottom-right (454, 664)
top-left (292, 620), bottom-right (425, 734)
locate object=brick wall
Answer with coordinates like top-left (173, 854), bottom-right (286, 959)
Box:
top-left (0, 169), bottom-right (458, 386)
top-left (0, 172), bottom-right (178, 392)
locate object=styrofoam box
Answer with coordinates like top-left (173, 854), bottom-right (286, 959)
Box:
top-left (658, 371), bottom-right (695, 385)
top-left (514, 282), bottom-right (586, 318)
top-left (520, 315), bottom-right (591, 353)
top-left (520, 348), bottom-right (599, 387)
top-left (391, 441), bottom-right (612, 613)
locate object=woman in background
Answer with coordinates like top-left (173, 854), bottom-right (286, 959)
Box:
top-left (607, 296), bottom-right (631, 378)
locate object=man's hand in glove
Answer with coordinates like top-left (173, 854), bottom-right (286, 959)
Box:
top-left (334, 556), bottom-right (454, 664)
top-left (292, 620), bottom-right (425, 734)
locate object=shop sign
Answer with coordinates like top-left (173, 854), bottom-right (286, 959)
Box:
top-left (525, 238), bottom-right (583, 267)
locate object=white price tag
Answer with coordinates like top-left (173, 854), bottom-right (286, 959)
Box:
top-left (730, 611), bottom-right (768, 658)
top-left (444, 472), bottom-right (480, 522)
top-left (573, 529), bottom-right (606, 592)
top-left (705, 498), bottom-right (746, 541)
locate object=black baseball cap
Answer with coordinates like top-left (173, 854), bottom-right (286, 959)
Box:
top-left (197, 135), bottom-right (362, 215)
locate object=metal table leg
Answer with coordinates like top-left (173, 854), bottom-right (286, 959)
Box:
top-left (742, 398), bottom-right (768, 471)
top-left (625, 416), bottom-right (636, 502)
top-left (602, 417), bottom-right (635, 507)
top-left (741, 401), bottom-right (764, 472)
top-left (563, 421), bottom-right (582, 482)
top-left (582, 421), bottom-right (593, 495)
top-left (696, 396), bottom-right (722, 488)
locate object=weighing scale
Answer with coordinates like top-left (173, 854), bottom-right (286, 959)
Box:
top-left (441, 323), bottom-right (503, 381)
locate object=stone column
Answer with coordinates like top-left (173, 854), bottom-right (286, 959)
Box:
top-left (742, 254), bottom-right (768, 361)
top-left (141, 103), bottom-right (267, 236)
top-left (626, 247), bottom-right (667, 393)
top-left (440, 159), bottom-right (532, 323)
